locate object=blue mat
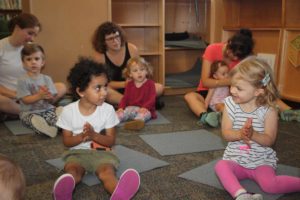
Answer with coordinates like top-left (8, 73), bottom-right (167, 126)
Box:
top-left (4, 120), bottom-right (34, 135)
top-left (179, 158), bottom-right (300, 200)
top-left (46, 145), bottom-right (169, 186)
top-left (140, 130), bottom-right (226, 156)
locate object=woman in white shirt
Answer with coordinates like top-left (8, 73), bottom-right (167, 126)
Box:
top-left (0, 13), bottom-right (66, 117)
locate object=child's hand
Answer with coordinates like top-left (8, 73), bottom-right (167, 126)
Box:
top-left (241, 118), bottom-right (253, 147)
top-left (139, 107), bottom-right (149, 115)
top-left (116, 108), bottom-right (124, 114)
top-left (82, 122), bottom-right (95, 142)
top-left (38, 85), bottom-right (54, 100)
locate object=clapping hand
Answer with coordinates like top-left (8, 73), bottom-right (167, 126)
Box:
top-left (241, 118), bottom-right (253, 148)
top-left (38, 85), bottom-right (54, 100)
top-left (82, 122), bottom-right (95, 142)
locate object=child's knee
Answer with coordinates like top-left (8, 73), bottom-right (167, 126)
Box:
top-left (215, 160), bottom-right (227, 173)
top-left (64, 163), bottom-right (85, 183)
top-left (97, 165), bottom-right (115, 181)
top-left (259, 181), bottom-right (278, 194)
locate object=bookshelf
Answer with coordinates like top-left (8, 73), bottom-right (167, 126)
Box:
top-left (222, 0), bottom-right (300, 102)
top-left (109, 0), bottom-right (211, 95)
top-left (0, 0), bottom-right (29, 39)
top-left (109, 0), bottom-right (164, 84)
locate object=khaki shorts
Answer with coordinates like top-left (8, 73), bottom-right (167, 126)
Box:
top-left (62, 149), bottom-right (120, 173)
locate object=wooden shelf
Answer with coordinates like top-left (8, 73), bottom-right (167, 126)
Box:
top-left (119, 24), bottom-right (161, 28)
top-left (111, 0), bottom-right (161, 25)
top-left (109, 0), bottom-right (164, 85)
top-left (110, 0), bottom-right (210, 95)
top-left (284, 0), bottom-right (300, 28)
top-left (222, 0), bottom-right (300, 102)
top-left (223, 0), bottom-right (282, 28)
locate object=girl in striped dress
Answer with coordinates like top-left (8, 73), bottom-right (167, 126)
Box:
top-left (215, 58), bottom-right (300, 200)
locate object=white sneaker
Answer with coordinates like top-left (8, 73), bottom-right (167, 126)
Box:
top-left (236, 193), bottom-right (263, 200)
top-left (31, 114), bottom-right (57, 138)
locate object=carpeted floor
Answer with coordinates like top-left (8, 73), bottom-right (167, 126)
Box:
top-left (0, 95), bottom-right (300, 200)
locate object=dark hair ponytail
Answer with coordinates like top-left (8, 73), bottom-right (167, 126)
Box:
top-left (227, 28), bottom-right (254, 60)
top-left (239, 28), bottom-right (252, 39)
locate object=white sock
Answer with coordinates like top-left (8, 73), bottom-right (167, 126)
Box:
top-left (234, 188), bottom-right (247, 198)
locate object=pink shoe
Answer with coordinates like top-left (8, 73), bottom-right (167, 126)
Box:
top-left (53, 173), bottom-right (75, 200)
top-left (110, 168), bottom-right (140, 200)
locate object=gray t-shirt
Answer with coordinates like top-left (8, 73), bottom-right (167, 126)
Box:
top-left (17, 74), bottom-right (57, 114)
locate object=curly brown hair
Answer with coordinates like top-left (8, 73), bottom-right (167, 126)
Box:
top-left (92, 21), bottom-right (126, 53)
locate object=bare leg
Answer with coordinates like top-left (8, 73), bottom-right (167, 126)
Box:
top-left (53, 82), bottom-right (67, 103)
top-left (184, 92), bottom-right (206, 117)
top-left (64, 162), bottom-right (86, 184)
top-left (215, 103), bottom-right (225, 112)
top-left (106, 87), bottom-right (124, 105)
top-left (0, 94), bottom-right (20, 115)
top-left (276, 98), bottom-right (291, 112)
top-left (96, 164), bottom-right (118, 194)
top-left (155, 82), bottom-right (164, 97)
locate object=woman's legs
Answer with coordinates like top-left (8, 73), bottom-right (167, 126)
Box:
top-left (155, 82), bottom-right (164, 97)
top-left (0, 95), bottom-right (20, 115)
top-left (53, 82), bottom-right (67, 103)
top-left (184, 91), bottom-right (206, 117)
top-left (106, 87), bottom-right (123, 105)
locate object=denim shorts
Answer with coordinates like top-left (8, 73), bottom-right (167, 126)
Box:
top-left (62, 149), bottom-right (120, 173)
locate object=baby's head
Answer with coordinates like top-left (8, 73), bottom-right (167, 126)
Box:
top-left (123, 56), bottom-right (153, 80)
top-left (210, 60), bottom-right (229, 80)
top-left (0, 154), bottom-right (25, 200)
top-left (21, 43), bottom-right (45, 73)
top-left (67, 57), bottom-right (109, 100)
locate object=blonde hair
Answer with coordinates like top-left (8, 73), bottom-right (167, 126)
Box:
top-left (123, 56), bottom-right (153, 79)
top-left (0, 154), bottom-right (26, 200)
top-left (230, 58), bottom-right (279, 107)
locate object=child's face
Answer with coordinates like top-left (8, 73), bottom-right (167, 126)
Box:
top-left (22, 51), bottom-right (45, 75)
top-left (105, 31), bottom-right (121, 51)
top-left (213, 65), bottom-right (229, 80)
top-left (78, 75), bottom-right (108, 106)
top-left (129, 62), bottom-right (147, 83)
top-left (230, 72), bottom-right (263, 105)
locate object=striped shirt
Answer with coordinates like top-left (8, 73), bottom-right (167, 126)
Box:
top-left (223, 96), bottom-right (278, 169)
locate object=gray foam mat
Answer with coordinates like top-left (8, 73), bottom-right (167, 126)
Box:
top-left (4, 120), bottom-right (34, 135)
top-left (179, 158), bottom-right (300, 200)
top-left (140, 130), bottom-right (226, 156)
top-left (118, 111), bottom-right (171, 127)
top-left (46, 145), bottom-right (169, 186)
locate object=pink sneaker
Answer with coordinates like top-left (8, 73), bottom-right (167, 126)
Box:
top-left (110, 168), bottom-right (140, 200)
top-left (53, 174), bottom-right (75, 200)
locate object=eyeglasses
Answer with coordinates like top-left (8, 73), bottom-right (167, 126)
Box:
top-left (105, 35), bottom-right (120, 42)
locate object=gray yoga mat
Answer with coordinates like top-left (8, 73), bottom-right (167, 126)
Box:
top-left (118, 111), bottom-right (171, 127)
top-left (4, 120), bottom-right (34, 135)
top-left (179, 158), bottom-right (300, 200)
top-left (140, 130), bottom-right (226, 156)
top-left (46, 145), bottom-right (169, 186)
